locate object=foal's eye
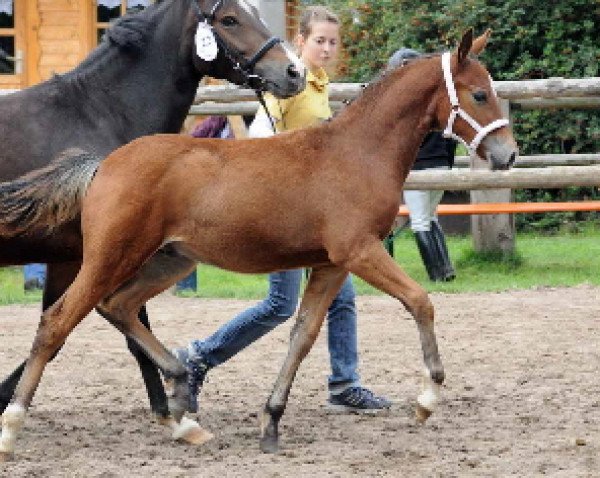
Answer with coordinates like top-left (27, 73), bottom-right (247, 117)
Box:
top-left (473, 90), bottom-right (488, 103)
top-left (220, 16), bottom-right (239, 27)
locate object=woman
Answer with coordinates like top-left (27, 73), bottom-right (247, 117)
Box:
top-left (172, 6), bottom-right (391, 414)
top-left (388, 48), bottom-right (457, 282)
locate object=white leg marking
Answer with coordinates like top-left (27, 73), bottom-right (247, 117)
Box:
top-left (0, 404), bottom-right (26, 454)
top-left (170, 416), bottom-right (214, 445)
top-left (417, 369), bottom-right (441, 412)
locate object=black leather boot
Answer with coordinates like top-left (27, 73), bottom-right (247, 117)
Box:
top-left (430, 221), bottom-right (456, 281)
top-left (414, 230), bottom-right (445, 281)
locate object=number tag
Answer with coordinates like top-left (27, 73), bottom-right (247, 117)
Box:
top-left (195, 22), bottom-right (219, 61)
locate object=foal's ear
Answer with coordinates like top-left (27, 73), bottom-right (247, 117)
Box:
top-left (470, 29), bottom-right (491, 56)
top-left (457, 28), bottom-right (474, 65)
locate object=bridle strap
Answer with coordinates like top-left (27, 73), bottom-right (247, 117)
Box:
top-left (190, 0), bottom-right (223, 22)
top-left (441, 52), bottom-right (508, 156)
top-left (244, 36), bottom-right (282, 71)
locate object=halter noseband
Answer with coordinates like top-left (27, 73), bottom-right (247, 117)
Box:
top-left (441, 52), bottom-right (508, 156)
top-left (191, 0), bottom-right (282, 91)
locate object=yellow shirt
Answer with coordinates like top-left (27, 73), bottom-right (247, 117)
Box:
top-left (259, 67), bottom-right (331, 133)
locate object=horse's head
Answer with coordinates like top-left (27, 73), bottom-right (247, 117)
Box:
top-left (190, 0), bottom-right (305, 98)
top-left (431, 29), bottom-right (518, 170)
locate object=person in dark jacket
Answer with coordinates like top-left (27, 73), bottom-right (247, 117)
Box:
top-left (388, 48), bottom-right (456, 281)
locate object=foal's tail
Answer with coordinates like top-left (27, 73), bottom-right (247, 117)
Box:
top-left (0, 148), bottom-right (101, 237)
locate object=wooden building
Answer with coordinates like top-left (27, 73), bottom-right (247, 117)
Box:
top-left (0, 0), bottom-right (299, 90)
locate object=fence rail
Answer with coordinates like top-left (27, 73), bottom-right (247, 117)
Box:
top-left (453, 154), bottom-right (600, 168)
top-left (191, 77), bottom-right (600, 103)
top-left (404, 166), bottom-right (600, 190)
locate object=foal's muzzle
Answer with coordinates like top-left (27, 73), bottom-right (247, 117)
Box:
top-left (483, 135), bottom-right (519, 170)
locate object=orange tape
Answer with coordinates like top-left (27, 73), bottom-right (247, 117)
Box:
top-left (397, 201), bottom-right (600, 216)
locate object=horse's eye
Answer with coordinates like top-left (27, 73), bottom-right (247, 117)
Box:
top-left (220, 16), bottom-right (239, 27)
top-left (473, 90), bottom-right (488, 103)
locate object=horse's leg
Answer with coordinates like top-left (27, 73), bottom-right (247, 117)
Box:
top-left (126, 306), bottom-right (169, 419)
top-left (346, 238), bottom-right (444, 423)
top-left (0, 262), bottom-right (80, 413)
top-left (260, 264), bottom-right (348, 453)
top-left (0, 364), bottom-right (25, 415)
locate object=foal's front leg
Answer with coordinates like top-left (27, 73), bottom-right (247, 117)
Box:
top-left (260, 265), bottom-right (348, 453)
top-left (346, 238), bottom-right (444, 422)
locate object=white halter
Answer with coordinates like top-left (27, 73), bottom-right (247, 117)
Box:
top-left (441, 52), bottom-right (508, 156)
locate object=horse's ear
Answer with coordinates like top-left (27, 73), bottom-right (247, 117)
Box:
top-left (470, 29), bottom-right (491, 56)
top-left (456, 28), bottom-right (474, 65)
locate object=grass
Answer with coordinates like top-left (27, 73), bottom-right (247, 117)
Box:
top-left (2, 224), bottom-right (600, 305)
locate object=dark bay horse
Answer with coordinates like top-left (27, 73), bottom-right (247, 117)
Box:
top-left (0, 0), bottom-right (303, 420)
top-left (0, 29), bottom-right (518, 459)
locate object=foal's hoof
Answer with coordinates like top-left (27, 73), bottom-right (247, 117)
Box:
top-left (415, 404), bottom-right (433, 424)
top-left (259, 434), bottom-right (279, 454)
top-left (161, 416), bottom-right (214, 446)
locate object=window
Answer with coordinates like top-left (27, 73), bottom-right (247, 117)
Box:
top-left (0, 0), bottom-right (15, 74)
top-left (94, 0), bottom-right (154, 45)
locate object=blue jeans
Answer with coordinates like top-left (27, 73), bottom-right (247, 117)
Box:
top-left (24, 264), bottom-right (46, 284)
top-left (190, 269), bottom-right (360, 394)
top-left (176, 270), bottom-right (197, 291)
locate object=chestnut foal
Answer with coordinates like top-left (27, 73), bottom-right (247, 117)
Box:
top-left (0, 29), bottom-right (517, 459)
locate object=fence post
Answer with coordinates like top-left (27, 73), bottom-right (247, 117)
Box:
top-left (469, 99), bottom-right (515, 254)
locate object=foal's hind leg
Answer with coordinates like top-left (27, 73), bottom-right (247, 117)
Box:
top-left (0, 263), bottom-right (114, 461)
top-left (0, 261), bottom-right (80, 414)
top-left (346, 238), bottom-right (444, 422)
top-left (95, 245), bottom-right (212, 444)
top-left (260, 264), bottom-right (348, 453)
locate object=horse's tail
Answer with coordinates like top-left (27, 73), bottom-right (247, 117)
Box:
top-left (0, 148), bottom-right (102, 237)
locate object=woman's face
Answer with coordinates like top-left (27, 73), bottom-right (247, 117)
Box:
top-left (296, 21), bottom-right (340, 71)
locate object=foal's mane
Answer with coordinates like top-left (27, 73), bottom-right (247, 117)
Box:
top-left (335, 53), bottom-right (442, 121)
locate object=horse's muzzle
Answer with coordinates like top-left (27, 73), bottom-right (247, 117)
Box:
top-left (483, 135), bottom-right (519, 171)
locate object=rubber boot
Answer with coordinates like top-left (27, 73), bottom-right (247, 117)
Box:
top-left (430, 221), bottom-right (456, 281)
top-left (414, 231), bottom-right (445, 281)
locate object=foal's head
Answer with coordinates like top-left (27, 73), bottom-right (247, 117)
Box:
top-left (191, 0), bottom-right (305, 98)
top-left (427, 29), bottom-right (518, 170)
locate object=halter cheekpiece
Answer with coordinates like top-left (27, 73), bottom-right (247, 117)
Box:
top-left (441, 52), bottom-right (508, 156)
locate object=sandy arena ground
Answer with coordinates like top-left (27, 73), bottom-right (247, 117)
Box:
top-left (0, 286), bottom-right (599, 477)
